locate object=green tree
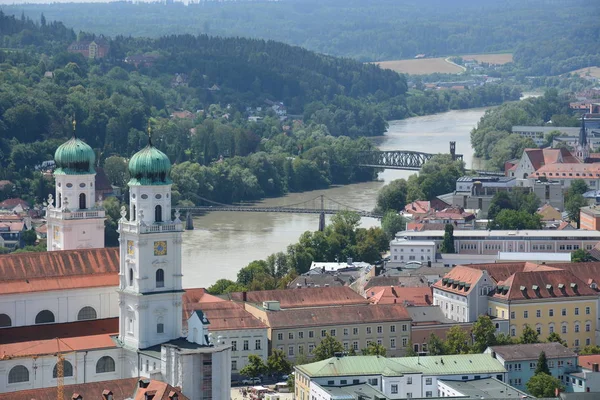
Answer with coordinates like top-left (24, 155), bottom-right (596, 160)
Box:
top-left (471, 315), bottom-right (497, 353)
top-left (21, 229), bottom-right (38, 246)
top-left (404, 341), bottom-right (417, 357)
top-left (565, 193), bottom-right (588, 228)
top-left (535, 351), bottom-right (550, 375)
top-left (103, 155), bottom-right (129, 187)
top-left (239, 354), bottom-right (266, 378)
top-left (526, 373), bottom-right (564, 398)
top-left (440, 224), bottom-right (455, 254)
top-left (381, 211), bottom-right (406, 240)
top-left (547, 332), bottom-right (567, 347)
top-left (487, 191), bottom-right (513, 220)
top-left (267, 349), bottom-right (292, 376)
top-left (361, 342), bottom-right (387, 356)
top-left (313, 334), bottom-right (344, 361)
top-left (427, 333), bottom-right (446, 356)
top-left (495, 333), bottom-right (515, 346)
top-left (206, 279), bottom-right (246, 295)
top-left (580, 345), bottom-right (600, 355)
top-left (489, 209), bottom-right (542, 230)
top-left (519, 324), bottom-right (540, 344)
top-left (376, 179), bottom-right (408, 213)
top-left (568, 179), bottom-right (589, 198)
top-left (237, 260), bottom-right (270, 286)
top-left (571, 249), bottom-right (594, 262)
top-left (444, 325), bottom-right (471, 354)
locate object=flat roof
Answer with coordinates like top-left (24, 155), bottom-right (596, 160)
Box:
top-left (391, 239), bottom-right (436, 246)
top-left (497, 252), bottom-right (571, 261)
top-left (314, 383), bottom-right (389, 399)
top-left (397, 229), bottom-right (600, 238)
top-left (439, 378), bottom-right (533, 399)
top-left (512, 126), bottom-right (580, 134)
top-left (580, 206), bottom-right (600, 216)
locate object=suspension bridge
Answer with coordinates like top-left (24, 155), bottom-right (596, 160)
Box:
top-left (177, 194), bottom-right (382, 230)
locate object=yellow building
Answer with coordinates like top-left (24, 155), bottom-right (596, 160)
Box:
top-left (488, 269), bottom-right (597, 351)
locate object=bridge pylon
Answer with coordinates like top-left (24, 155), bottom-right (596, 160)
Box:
top-left (185, 211), bottom-right (194, 230)
top-left (318, 195), bottom-right (326, 231)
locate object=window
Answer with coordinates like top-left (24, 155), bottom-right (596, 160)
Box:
top-left (586, 307), bottom-right (591, 315)
top-left (330, 329), bottom-right (336, 336)
top-left (407, 393), bottom-right (412, 399)
top-left (510, 311), bottom-right (515, 319)
top-left (0, 313), bottom-right (11, 327)
top-left (377, 326), bottom-right (383, 334)
top-left (524, 311), bottom-right (528, 318)
top-left (157, 323), bottom-right (164, 334)
top-left (96, 356), bottom-right (116, 373)
top-left (515, 378), bottom-right (522, 386)
top-left (53, 361), bottom-right (73, 378)
top-left (309, 344), bottom-right (315, 354)
top-left (536, 310), bottom-right (541, 318)
top-left (575, 339), bottom-right (580, 347)
top-left (353, 327), bottom-right (359, 335)
top-left (309, 330), bottom-right (314, 338)
top-left (232, 360), bottom-right (237, 371)
top-left (343, 328), bottom-right (349, 336)
top-left (402, 324), bottom-right (408, 332)
top-left (79, 193), bottom-right (86, 210)
top-left (366, 327), bottom-right (372, 334)
top-left (515, 363), bottom-right (522, 371)
top-left (155, 205), bottom-right (162, 222)
top-left (289, 332), bottom-right (294, 340)
top-left (390, 325), bottom-right (396, 333)
top-left (530, 362), bottom-right (537, 370)
top-left (298, 331), bottom-right (304, 339)
top-left (390, 338), bottom-right (396, 348)
top-left (402, 337), bottom-right (408, 347)
top-left (231, 341), bottom-right (237, 351)
top-left (353, 341), bottom-right (359, 350)
top-left (156, 269), bottom-right (165, 288)
top-left (575, 324), bottom-right (580, 333)
top-left (587, 338), bottom-right (591, 345)
top-left (549, 325), bottom-right (554, 334)
top-left (8, 365), bottom-right (29, 383)
top-left (562, 308), bottom-right (567, 316)
top-left (298, 345), bottom-right (304, 354)
top-left (562, 325), bottom-right (567, 334)
top-left (129, 268), bottom-right (134, 286)
top-left (407, 377), bottom-right (412, 384)
top-left (391, 384), bottom-right (398, 394)
top-left (426, 378), bottom-right (432, 385)
top-left (575, 307), bottom-right (580, 315)
top-left (558, 361), bottom-right (564, 367)
top-left (549, 309), bottom-right (554, 317)
top-left (426, 391), bottom-right (432, 398)
top-left (340, 379), bottom-right (347, 385)
top-left (321, 330), bottom-right (327, 337)
top-left (243, 340), bottom-right (249, 351)
top-left (510, 327), bottom-right (516, 337)
top-left (277, 333), bottom-right (283, 341)
top-left (77, 306), bottom-right (97, 321)
top-left (288, 346), bottom-right (294, 356)
top-left (35, 310), bottom-right (55, 324)
top-left (586, 323), bottom-right (591, 332)
top-left (255, 340), bottom-right (261, 350)
top-left (367, 378), bottom-right (378, 385)
top-left (549, 361), bottom-right (555, 368)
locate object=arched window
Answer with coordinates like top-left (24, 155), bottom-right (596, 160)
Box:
top-left (58, 193), bottom-right (62, 208)
top-left (35, 310), bottom-right (55, 324)
top-left (0, 313), bottom-right (11, 328)
top-left (157, 322), bottom-right (164, 334)
top-left (129, 268), bottom-right (134, 286)
top-left (155, 205), bottom-right (162, 223)
top-left (53, 360), bottom-right (74, 378)
top-left (8, 365), bottom-right (29, 383)
top-left (77, 306), bottom-right (97, 321)
top-left (132, 205), bottom-right (136, 221)
top-left (96, 356), bottom-right (116, 373)
top-left (156, 269), bottom-right (165, 288)
top-left (79, 193), bottom-right (86, 210)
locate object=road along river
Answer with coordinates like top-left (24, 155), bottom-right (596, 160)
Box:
top-left (181, 107), bottom-right (488, 287)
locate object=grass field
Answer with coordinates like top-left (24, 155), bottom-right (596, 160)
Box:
top-left (569, 66), bottom-right (600, 79)
top-left (375, 53), bottom-right (513, 75)
top-left (462, 53), bottom-right (513, 64)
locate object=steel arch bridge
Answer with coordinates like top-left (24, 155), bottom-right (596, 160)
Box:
top-left (356, 141), bottom-right (463, 171)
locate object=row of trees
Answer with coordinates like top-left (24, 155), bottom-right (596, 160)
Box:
top-left (207, 211), bottom-right (388, 294)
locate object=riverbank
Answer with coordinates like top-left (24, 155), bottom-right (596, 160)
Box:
top-left (181, 107), bottom-right (489, 288)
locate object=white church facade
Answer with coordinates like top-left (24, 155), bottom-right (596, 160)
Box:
top-left (0, 133), bottom-right (231, 399)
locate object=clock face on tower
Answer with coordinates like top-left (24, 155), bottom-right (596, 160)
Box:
top-left (154, 241), bottom-right (167, 256)
top-left (127, 240), bottom-right (135, 256)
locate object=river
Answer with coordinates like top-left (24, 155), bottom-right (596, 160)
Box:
top-left (181, 107), bottom-right (489, 288)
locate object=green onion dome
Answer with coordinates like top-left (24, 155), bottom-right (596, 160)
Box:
top-left (54, 137), bottom-right (96, 175)
top-left (128, 141), bottom-right (172, 186)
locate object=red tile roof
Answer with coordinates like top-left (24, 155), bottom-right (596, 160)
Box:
top-left (0, 378), bottom-right (139, 400)
top-left (0, 221), bottom-right (24, 231)
top-left (134, 380), bottom-right (189, 400)
top-left (228, 286), bottom-right (369, 309)
top-left (531, 163), bottom-right (600, 179)
top-left (524, 148), bottom-right (580, 172)
top-left (463, 262), bottom-right (528, 283)
top-left (0, 248), bottom-right (119, 295)
top-left (0, 318), bottom-right (118, 358)
top-left (404, 201), bottom-right (431, 215)
top-left (432, 266), bottom-right (483, 295)
top-left (367, 286), bottom-right (432, 306)
top-left (493, 270), bottom-right (597, 301)
top-left (265, 304), bottom-right (411, 329)
top-left (578, 355), bottom-right (600, 370)
top-left (0, 198), bottom-right (30, 210)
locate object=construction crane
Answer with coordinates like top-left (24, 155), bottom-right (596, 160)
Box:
top-left (56, 352), bottom-right (65, 400)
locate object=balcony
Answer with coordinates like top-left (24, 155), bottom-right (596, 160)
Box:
top-left (120, 220), bottom-right (183, 234)
top-left (47, 208), bottom-right (106, 220)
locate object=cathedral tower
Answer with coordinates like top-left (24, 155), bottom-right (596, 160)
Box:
top-left (46, 122), bottom-right (105, 251)
top-left (576, 115), bottom-right (590, 162)
top-left (117, 135), bottom-right (184, 350)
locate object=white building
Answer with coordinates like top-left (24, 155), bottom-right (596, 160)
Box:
top-left (0, 136), bottom-right (231, 399)
top-left (295, 354), bottom-right (506, 400)
top-left (388, 238), bottom-right (436, 268)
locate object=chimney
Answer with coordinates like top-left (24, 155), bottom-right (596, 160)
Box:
top-left (139, 379), bottom-right (150, 388)
top-left (102, 390), bottom-right (113, 400)
top-left (425, 294), bottom-right (430, 304)
top-left (72, 394), bottom-right (82, 400)
top-left (145, 391), bottom-right (157, 400)
top-left (242, 291), bottom-right (247, 302)
top-left (593, 363), bottom-right (599, 372)
top-left (168, 392), bottom-right (179, 400)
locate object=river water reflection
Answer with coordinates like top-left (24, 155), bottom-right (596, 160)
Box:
top-left (181, 108), bottom-right (488, 287)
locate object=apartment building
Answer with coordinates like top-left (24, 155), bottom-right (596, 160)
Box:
top-left (294, 354), bottom-right (507, 400)
top-left (580, 206), bottom-right (600, 231)
top-left (485, 343), bottom-right (578, 391)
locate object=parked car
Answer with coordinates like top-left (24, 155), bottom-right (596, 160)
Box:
top-left (242, 377), bottom-right (262, 385)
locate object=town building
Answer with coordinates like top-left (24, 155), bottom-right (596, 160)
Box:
top-left (507, 147), bottom-right (580, 182)
top-left (580, 205), bottom-right (600, 231)
top-left (511, 126), bottom-right (580, 147)
top-left (438, 377), bottom-right (533, 399)
top-left (395, 229), bottom-right (600, 256)
top-left (0, 221), bottom-right (26, 249)
top-left (485, 343), bottom-right (578, 391)
top-left (566, 355), bottom-right (600, 393)
top-left (294, 354), bottom-right (507, 400)
top-left (366, 286), bottom-right (432, 306)
top-left (388, 238), bottom-right (436, 267)
top-left (529, 163), bottom-right (600, 190)
top-left (67, 38), bottom-right (110, 59)
top-left (0, 135), bottom-right (231, 398)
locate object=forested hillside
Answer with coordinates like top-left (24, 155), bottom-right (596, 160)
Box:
top-left (4, 0), bottom-right (599, 75)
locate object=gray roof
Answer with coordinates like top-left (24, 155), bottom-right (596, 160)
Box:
top-left (407, 306), bottom-right (454, 323)
top-left (439, 378), bottom-right (533, 399)
top-left (364, 275), bottom-right (428, 289)
top-left (288, 274), bottom-right (350, 288)
top-left (489, 342), bottom-right (577, 361)
top-left (315, 383), bottom-right (389, 400)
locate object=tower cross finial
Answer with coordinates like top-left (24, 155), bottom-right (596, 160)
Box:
top-left (147, 124), bottom-right (153, 146)
top-left (72, 116), bottom-right (77, 138)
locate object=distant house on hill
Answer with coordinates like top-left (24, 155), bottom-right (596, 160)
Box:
top-left (124, 53), bottom-right (160, 68)
top-left (68, 37), bottom-right (110, 59)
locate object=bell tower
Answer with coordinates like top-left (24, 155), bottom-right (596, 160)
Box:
top-left (117, 132), bottom-right (184, 350)
top-left (46, 120), bottom-right (105, 251)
